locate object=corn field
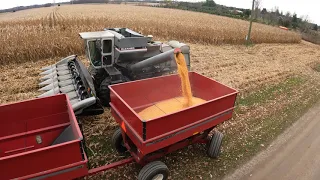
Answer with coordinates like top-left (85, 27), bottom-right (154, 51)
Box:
top-left (0, 4), bottom-right (301, 65)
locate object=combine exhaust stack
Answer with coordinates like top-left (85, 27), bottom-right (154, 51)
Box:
top-left (38, 55), bottom-right (103, 116)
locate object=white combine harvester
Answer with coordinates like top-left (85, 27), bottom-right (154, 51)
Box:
top-left (38, 28), bottom-right (190, 115)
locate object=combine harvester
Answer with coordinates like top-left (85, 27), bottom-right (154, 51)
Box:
top-left (38, 28), bottom-right (191, 115)
top-left (0, 28), bottom-right (238, 180)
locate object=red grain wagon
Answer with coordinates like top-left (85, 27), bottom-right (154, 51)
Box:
top-left (0, 72), bottom-right (237, 180)
top-left (109, 72), bottom-right (238, 179)
top-left (0, 94), bottom-right (88, 180)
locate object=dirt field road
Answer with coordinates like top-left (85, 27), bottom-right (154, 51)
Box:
top-left (224, 101), bottom-right (320, 180)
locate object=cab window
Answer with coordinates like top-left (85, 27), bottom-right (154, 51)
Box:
top-left (87, 40), bottom-right (101, 67)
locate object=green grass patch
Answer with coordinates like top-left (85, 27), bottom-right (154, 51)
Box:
top-left (312, 62), bottom-right (320, 72)
top-left (237, 76), bottom-right (305, 107)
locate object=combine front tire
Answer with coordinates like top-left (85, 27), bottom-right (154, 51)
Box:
top-left (99, 76), bottom-right (111, 106)
top-left (207, 131), bottom-right (223, 158)
top-left (88, 65), bottom-right (107, 88)
top-left (112, 128), bottom-right (127, 153)
top-left (138, 161), bottom-right (169, 180)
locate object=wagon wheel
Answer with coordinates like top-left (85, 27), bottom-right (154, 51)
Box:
top-left (112, 128), bottom-right (127, 153)
top-left (207, 131), bottom-right (224, 158)
top-left (138, 161), bottom-right (169, 180)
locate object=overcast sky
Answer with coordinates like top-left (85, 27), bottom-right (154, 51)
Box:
top-left (1, 0), bottom-right (319, 24)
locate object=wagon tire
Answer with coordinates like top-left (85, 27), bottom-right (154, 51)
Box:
top-left (207, 131), bottom-right (224, 158)
top-left (138, 161), bottom-right (169, 180)
top-left (112, 128), bottom-right (127, 153)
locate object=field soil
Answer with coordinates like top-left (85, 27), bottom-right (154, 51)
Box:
top-left (191, 41), bottom-right (320, 91)
top-left (1, 40), bottom-right (320, 179)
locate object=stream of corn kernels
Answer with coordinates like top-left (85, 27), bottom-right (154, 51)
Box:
top-left (138, 52), bottom-right (206, 120)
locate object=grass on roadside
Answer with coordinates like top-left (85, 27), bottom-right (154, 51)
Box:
top-left (312, 62), bottom-right (320, 72)
top-left (237, 76), bottom-right (304, 107)
top-left (211, 75), bottom-right (320, 178)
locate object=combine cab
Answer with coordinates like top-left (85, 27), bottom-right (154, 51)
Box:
top-left (38, 28), bottom-right (190, 115)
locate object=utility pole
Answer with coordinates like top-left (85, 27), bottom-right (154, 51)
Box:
top-left (246, 0), bottom-right (255, 45)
